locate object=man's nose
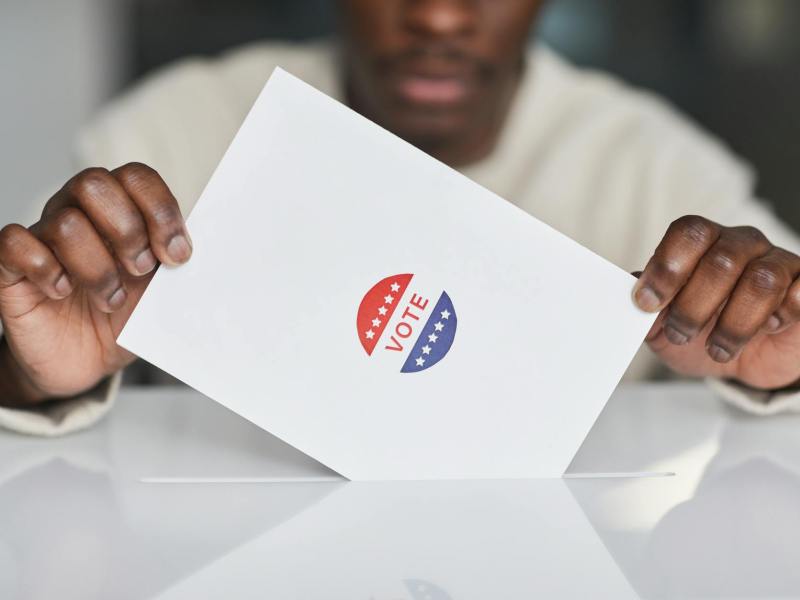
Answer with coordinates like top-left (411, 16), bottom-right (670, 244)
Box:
top-left (403, 0), bottom-right (477, 39)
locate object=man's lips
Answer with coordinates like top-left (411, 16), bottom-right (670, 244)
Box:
top-left (395, 75), bottom-right (470, 105)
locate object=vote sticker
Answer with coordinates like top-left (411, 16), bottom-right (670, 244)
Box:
top-left (357, 273), bottom-right (457, 373)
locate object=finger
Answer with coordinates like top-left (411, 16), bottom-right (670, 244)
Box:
top-left (645, 306), bottom-right (668, 342)
top-left (661, 226), bottom-right (772, 345)
top-left (111, 163), bottom-right (191, 267)
top-left (35, 207), bottom-right (127, 313)
top-left (647, 308), bottom-right (741, 381)
top-left (765, 275), bottom-right (800, 334)
top-left (633, 216), bottom-right (722, 313)
top-left (0, 224), bottom-right (72, 299)
top-left (44, 167), bottom-right (156, 278)
top-left (632, 269), bottom-right (671, 340)
top-left (706, 247), bottom-right (800, 362)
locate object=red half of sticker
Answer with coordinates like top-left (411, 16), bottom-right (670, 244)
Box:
top-left (357, 273), bottom-right (413, 355)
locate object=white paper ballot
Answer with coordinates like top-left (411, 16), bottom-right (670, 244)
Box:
top-left (118, 68), bottom-right (656, 481)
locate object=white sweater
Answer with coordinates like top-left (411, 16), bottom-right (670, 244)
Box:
top-left (3, 41), bottom-right (800, 435)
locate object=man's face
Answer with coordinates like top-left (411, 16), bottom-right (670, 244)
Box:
top-left (337, 0), bottom-right (546, 160)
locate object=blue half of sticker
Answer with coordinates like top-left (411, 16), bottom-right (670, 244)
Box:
top-left (401, 291), bottom-right (457, 373)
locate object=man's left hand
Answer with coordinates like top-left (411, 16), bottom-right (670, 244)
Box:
top-left (634, 215), bottom-right (800, 390)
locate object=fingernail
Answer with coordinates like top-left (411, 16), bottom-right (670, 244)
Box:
top-left (634, 285), bottom-right (661, 312)
top-left (167, 235), bottom-right (192, 264)
top-left (663, 324), bottom-right (689, 345)
top-left (766, 315), bottom-right (782, 332)
top-left (134, 248), bottom-right (157, 275)
top-left (108, 287), bottom-right (127, 310)
top-left (708, 343), bottom-right (732, 363)
top-left (54, 273), bottom-right (72, 297)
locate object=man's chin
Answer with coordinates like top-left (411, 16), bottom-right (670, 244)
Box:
top-left (387, 112), bottom-right (472, 153)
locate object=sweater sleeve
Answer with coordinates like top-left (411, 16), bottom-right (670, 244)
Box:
top-left (707, 377), bottom-right (800, 416)
top-left (0, 368), bottom-right (121, 436)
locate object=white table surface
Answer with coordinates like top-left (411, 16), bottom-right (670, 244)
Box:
top-left (1, 382), bottom-right (798, 599)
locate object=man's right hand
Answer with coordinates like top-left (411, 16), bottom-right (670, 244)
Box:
top-left (0, 163), bottom-right (191, 407)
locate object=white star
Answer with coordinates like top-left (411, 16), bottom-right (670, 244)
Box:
top-left (390, 282), bottom-right (400, 292)
top-left (434, 321), bottom-right (444, 332)
top-left (365, 329), bottom-right (375, 339)
top-left (415, 357), bottom-right (425, 366)
top-left (371, 318), bottom-right (381, 327)
top-left (440, 309), bottom-right (451, 320)
top-left (378, 306), bottom-right (387, 316)
top-left (384, 294), bottom-right (394, 304)
top-left (422, 345), bottom-right (431, 355)
top-left (428, 333), bottom-right (438, 343)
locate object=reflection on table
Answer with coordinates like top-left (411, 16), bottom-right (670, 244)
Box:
top-left (1, 383), bottom-right (798, 599)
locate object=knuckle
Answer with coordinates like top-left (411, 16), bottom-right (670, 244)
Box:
top-left (42, 207), bottom-right (84, 242)
top-left (771, 246), bottom-right (798, 263)
top-left (744, 262), bottom-right (788, 293)
top-left (150, 203), bottom-right (181, 229)
top-left (51, 207), bottom-right (86, 240)
top-left (733, 225), bottom-right (769, 247)
top-left (650, 256), bottom-right (683, 282)
top-left (27, 254), bottom-right (53, 280)
top-left (672, 215), bottom-right (717, 246)
top-left (67, 167), bottom-right (111, 200)
top-left (115, 161), bottom-right (159, 189)
top-left (787, 286), bottom-right (800, 314)
top-left (111, 215), bottom-right (146, 249)
top-left (707, 249), bottom-right (740, 276)
top-left (0, 224), bottom-right (25, 255)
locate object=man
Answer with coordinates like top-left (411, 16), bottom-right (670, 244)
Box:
top-left (1, 0), bottom-right (800, 435)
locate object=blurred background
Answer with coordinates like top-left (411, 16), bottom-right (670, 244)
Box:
top-left (2, 0), bottom-right (799, 229)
